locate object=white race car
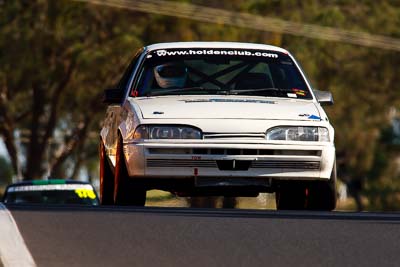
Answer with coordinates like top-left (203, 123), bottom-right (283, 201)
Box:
top-left (100, 42), bottom-right (336, 210)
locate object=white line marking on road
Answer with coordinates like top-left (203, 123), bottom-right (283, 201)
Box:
top-left (0, 203), bottom-right (36, 267)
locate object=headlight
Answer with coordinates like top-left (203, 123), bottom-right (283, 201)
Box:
top-left (133, 125), bottom-right (202, 139)
top-left (266, 126), bottom-right (330, 142)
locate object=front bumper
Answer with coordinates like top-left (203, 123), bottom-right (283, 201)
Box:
top-left (122, 140), bottom-right (335, 181)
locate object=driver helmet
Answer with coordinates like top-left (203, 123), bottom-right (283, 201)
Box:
top-left (153, 62), bottom-right (187, 89)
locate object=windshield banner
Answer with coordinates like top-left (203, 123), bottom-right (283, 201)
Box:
top-left (151, 49), bottom-right (279, 58)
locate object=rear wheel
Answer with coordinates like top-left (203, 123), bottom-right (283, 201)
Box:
top-left (99, 140), bottom-right (114, 205)
top-left (114, 135), bottom-right (146, 206)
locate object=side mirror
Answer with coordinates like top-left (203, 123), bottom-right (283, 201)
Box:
top-left (314, 90), bottom-right (334, 106)
top-left (103, 88), bottom-right (124, 104)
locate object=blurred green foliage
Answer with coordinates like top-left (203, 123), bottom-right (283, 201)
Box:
top-left (0, 0), bottom-right (399, 210)
top-left (0, 156), bottom-right (13, 185)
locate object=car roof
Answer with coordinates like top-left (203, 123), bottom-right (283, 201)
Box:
top-left (145, 41), bottom-right (289, 54)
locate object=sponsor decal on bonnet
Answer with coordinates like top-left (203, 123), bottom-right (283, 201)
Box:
top-left (308, 115), bottom-right (322, 120)
top-left (182, 98), bottom-right (276, 104)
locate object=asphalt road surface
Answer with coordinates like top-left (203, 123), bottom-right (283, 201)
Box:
top-left (2, 204), bottom-right (400, 267)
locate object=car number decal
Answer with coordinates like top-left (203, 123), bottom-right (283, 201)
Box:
top-left (74, 189), bottom-right (97, 200)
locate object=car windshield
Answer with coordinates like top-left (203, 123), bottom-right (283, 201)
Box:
top-left (133, 48), bottom-right (312, 99)
top-left (3, 185), bottom-right (99, 205)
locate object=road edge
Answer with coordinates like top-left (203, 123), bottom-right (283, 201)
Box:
top-left (0, 203), bottom-right (36, 267)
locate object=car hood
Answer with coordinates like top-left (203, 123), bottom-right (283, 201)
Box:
top-left (129, 96), bottom-right (321, 121)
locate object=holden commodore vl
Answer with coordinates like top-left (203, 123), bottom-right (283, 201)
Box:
top-left (99, 42), bottom-right (336, 210)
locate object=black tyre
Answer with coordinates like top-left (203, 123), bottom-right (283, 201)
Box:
top-left (275, 182), bottom-right (308, 210)
top-left (275, 162), bottom-right (337, 211)
top-left (99, 140), bottom-right (114, 205)
top-left (307, 162), bottom-right (337, 211)
top-left (114, 135), bottom-right (146, 206)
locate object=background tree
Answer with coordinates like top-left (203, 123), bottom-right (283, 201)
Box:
top-left (0, 0), bottom-right (143, 179)
top-left (0, 156), bottom-right (13, 184)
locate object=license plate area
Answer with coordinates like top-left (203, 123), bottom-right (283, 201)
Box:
top-left (216, 160), bottom-right (252, 171)
top-left (195, 177), bottom-right (272, 188)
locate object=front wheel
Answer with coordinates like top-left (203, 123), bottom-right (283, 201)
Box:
top-left (275, 182), bottom-right (308, 210)
top-left (114, 135), bottom-right (146, 206)
top-left (307, 162), bottom-right (337, 211)
top-left (99, 140), bottom-right (114, 205)
top-left (275, 162), bottom-right (337, 211)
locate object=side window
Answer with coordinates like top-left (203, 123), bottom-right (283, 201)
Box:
top-left (116, 49), bottom-right (143, 92)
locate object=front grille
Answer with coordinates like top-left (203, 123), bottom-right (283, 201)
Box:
top-left (146, 159), bottom-right (320, 170)
top-left (251, 160), bottom-right (320, 170)
top-left (203, 133), bottom-right (266, 139)
top-left (148, 148), bottom-right (321, 156)
top-left (147, 159), bottom-right (216, 168)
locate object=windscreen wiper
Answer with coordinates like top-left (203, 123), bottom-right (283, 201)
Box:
top-left (227, 87), bottom-right (287, 96)
top-left (147, 87), bottom-right (228, 96)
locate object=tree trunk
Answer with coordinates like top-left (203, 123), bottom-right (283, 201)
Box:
top-left (347, 179), bottom-right (364, 211)
top-left (25, 84), bottom-right (46, 179)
